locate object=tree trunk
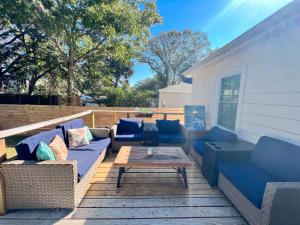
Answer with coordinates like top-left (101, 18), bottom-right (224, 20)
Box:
top-left (114, 77), bottom-right (120, 88)
top-left (67, 47), bottom-right (74, 96)
top-left (28, 78), bottom-right (37, 95)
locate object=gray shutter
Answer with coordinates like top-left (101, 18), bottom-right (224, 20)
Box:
top-left (217, 74), bottom-right (241, 130)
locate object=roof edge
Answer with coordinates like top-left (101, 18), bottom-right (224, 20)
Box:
top-left (183, 1), bottom-right (300, 75)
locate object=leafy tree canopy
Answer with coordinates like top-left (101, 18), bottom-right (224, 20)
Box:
top-left (140, 29), bottom-right (211, 87)
top-left (0, 0), bottom-right (160, 96)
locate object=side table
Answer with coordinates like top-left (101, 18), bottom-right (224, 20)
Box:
top-left (202, 140), bottom-right (255, 187)
top-left (143, 123), bottom-right (159, 146)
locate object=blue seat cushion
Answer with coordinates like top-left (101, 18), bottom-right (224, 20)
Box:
top-left (16, 129), bottom-right (64, 160)
top-left (70, 138), bottom-right (111, 151)
top-left (159, 134), bottom-right (186, 144)
top-left (114, 134), bottom-right (143, 142)
top-left (56, 119), bottom-right (85, 146)
top-left (67, 138), bottom-right (110, 181)
top-left (117, 118), bottom-right (143, 135)
top-left (251, 136), bottom-right (300, 182)
top-left (192, 139), bottom-right (205, 156)
top-left (204, 126), bottom-right (238, 142)
top-left (156, 120), bottom-right (181, 134)
top-left (219, 162), bottom-right (281, 209)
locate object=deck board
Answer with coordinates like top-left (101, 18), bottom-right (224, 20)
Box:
top-left (0, 153), bottom-right (246, 224)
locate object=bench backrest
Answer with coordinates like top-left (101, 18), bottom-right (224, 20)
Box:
top-left (15, 128), bottom-right (64, 160)
top-left (251, 136), bottom-right (300, 181)
top-left (203, 126), bottom-right (238, 142)
top-left (57, 119), bottom-right (85, 147)
top-left (117, 118), bottom-right (144, 135)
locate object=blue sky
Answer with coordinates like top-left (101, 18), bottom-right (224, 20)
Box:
top-left (130, 0), bottom-right (293, 85)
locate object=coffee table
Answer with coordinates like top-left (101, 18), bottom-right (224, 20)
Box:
top-left (114, 146), bottom-right (193, 188)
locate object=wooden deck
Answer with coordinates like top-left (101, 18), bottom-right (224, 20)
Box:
top-left (0, 153), bottom-right (246, 225)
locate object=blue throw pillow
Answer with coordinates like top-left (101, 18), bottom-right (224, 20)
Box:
top-left (84, 126), bottom-right (94, 141)
top-left (156, 120), bottom-right (181, 134)
top-left (117, 119), bottom-right (143, 135)
top-left (36, 141), bottom-right (56, 161)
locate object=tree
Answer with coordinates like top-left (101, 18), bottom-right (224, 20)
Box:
top-left (0, 0), bottom-right (160, 96)
top-left (140, 30), bottom-right (211, 87)
top-left (0, 2), bottom-right (62, 94)
top-left (35, 0), bottom-right (160, 96)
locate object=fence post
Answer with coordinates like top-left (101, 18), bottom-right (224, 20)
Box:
top-left (163, 113), bottom-right (167, 120)
top-left (0, 139), bottom-right (6, 162)
top-left (91, 111), bottom-right (95, 128)
top-left (0, 139), bottom-right (6, 215)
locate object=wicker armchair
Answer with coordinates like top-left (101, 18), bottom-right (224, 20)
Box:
top-left (219, 174), bottom-right (300, 225)
top-left (111, 124), bottom-right (143, 152)
top-left (218, 136), bottom-right (300, 225)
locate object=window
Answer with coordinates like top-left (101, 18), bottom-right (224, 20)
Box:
top-left (217, 74), bottom-right (241, 131)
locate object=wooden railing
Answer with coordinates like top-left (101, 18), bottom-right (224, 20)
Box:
top-left (0, 105), bottom-right (184, 132)
top-left (0, 107), bottom-right (184, 161)
top-left (0, 107), bottom-right (184, 215)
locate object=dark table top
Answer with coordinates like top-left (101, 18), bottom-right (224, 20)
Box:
top-left (144, 123), bottom-right (158, 132)
top-left (205, 140), bottom-right (255, 152)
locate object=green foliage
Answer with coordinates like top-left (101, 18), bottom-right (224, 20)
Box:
top-left (0, 0), bottom-right (160, 96)
top-left (0, 0), bottom-right (63, 94)
top-left (140, 30), bottom-right (211, 87)
top-left (36, 0), bottom-right (160, 95)
top-left (97, 87), bottom-right (154, 107)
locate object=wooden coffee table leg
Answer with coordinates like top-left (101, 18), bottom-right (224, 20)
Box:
top-left (182, 167), bottom-right (188, 189)
top-left (117, 167), bottom-right (125, 188)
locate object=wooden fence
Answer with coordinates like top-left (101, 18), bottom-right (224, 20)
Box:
top-left (0, 105), bottom-right (184, 134)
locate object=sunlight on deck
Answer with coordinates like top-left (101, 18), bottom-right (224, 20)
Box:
top-left (0, 153), bottom-right (246, 225)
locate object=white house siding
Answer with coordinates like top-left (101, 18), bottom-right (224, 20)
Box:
top-left (190, 6), bottom-right (300, 145)
top-left (159, 92), bottom-right (191, 108)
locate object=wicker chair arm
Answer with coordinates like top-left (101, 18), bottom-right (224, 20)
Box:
top-left (111, 124), bottom-right (118, 138)
top-left (262, 182), bottom-right (300, 225)
top-left (1, 159), bottom-right (77, 166)
top-left (0, 160), bottom-right (78, 209)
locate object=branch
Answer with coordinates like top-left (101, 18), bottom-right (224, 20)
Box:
top-left (52, 38), bottom-right (67, 59)
top-left (2, 54), bottom-right (24, 74)
top-left (0, 32), bottom-right (26, 48)
top-left (74, 42), bottom-right (102, 63)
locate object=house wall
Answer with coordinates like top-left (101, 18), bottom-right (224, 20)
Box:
top-left (159, 92), bottom-right (192, 108)
top-left (191, 14), bottom-right (300, 145)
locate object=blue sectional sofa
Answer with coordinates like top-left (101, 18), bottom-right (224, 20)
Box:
top-left (190, 126), bottom-right (238, 167)
top-left (111, 118), bottom-right (144, 152)
top-left (218, 136), bottom-right (300, 225)
top-left (0, 119), bottom-right (111, 210)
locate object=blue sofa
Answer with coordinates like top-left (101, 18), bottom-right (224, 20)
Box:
top-left (1, 119), bottom-right (111, 210)
top-left (191, 126), bottom-right (238, 167)
top-left (156, 119), bottom-right (187, 150)
top-left (111, 118), bottom-right (144, 152)
top-left (218, 136), bottom-right (300, 225)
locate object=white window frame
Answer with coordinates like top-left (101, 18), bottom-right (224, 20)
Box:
top-left (213, 66), bottom-right (247, 134)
